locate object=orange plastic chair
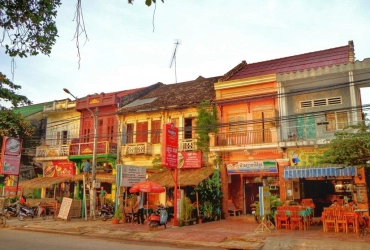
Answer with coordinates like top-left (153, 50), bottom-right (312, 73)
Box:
top-left (322, 208), bottom-right (336, 232)
top-left (335, 208), bottom-right (348, 233)
top-left (290, 208), bottom-right (304, 230)
top-left (276, 209), bottom-right (290, 229)
top-left (345, 212), bottom-right (358, 233)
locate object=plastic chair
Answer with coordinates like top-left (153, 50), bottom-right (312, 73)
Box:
top-left (290, 208), bottom-right (304, 230)
top-left (345, 212), bottom-right (358, 233)
top-left (322, 208), bottom-right (336, 232)
top-left (276, 209), bottom-right (290, 229)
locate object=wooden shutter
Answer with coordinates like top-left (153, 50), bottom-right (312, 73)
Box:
top-left (151, 120), bottom-right (161, 144)
top-left (136, 121), bottom-right (148, 143)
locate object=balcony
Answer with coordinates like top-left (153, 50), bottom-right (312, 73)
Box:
top-left (122, 142), bottom-right (152, 156)
top-left (35, 145), bottom-right (70, 158)
top-left (43, 99), bottom-right (75, 113)
top-left (179, 138), bottom-right (197, 152)
top-left (69, 141), bottom-right (117, 156)
top-left (215, 129), bottom-right (275, 146)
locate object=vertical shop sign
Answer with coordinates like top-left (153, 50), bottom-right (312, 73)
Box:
top-left (161, 123), bottom-right (178, 169)
top-left (0, 136), bottom-right (23, 175)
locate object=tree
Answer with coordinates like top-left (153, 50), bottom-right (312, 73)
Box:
top-left (0, 109), bottom-right (35, 147)
top-left (195, 101), bottom-right (218, 153)
top-left (0, 72), bottom-right (32, 110)
top-left (321, 123), bottom-right (370, 167)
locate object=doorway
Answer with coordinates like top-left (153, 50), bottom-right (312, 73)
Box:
top-left (244, 182), bottom-right (260, 214)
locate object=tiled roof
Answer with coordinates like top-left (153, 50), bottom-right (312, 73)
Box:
top-left (118, 76), bottom-right (219, 113)
top-left (221, 41), bottom-right (354, 81)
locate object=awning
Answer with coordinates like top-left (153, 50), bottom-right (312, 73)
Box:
top-left (148, 167), bottom-right (214, 188)
top-left (72, 173), bottom-right (116, 184)
top-left (283, 166), bottom-right (357, 179)
top-left (19, 177), bottom-right (73, 189)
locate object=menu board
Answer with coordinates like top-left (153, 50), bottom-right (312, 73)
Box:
top-left (58, 197), bottom-right (72, 220)
top-left (356, 185), bottom-right (368, 204)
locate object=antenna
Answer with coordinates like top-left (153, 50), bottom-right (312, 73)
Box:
top-left (169, 39), bottom-right (181, 83)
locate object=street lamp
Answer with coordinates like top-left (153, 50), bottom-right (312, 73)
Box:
top-left (63, 88), bottom-right (98, 219)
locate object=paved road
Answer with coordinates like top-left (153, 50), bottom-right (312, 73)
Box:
top-left (0, 229), bottom-right (218, 250)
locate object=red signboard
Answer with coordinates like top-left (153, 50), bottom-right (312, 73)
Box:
top-left (0, 136), bottom-right (23, 175)
top-left (179, 152), bottom-right (202, 169)
top-left (44, 160), bottom-right (75, 177)
top-left (161, 123), bottom-right (178, 169)
top-left (3, 186), bottom-right (22, 197)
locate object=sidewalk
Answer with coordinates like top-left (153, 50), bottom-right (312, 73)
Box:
top-left (3, 215), bottom-right (370, 250)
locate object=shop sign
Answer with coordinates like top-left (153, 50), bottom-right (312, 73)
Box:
top-left (44, 160), bottom-right (75, 177)
top-left (178, 152), bottom-right (202, 169)
top-left (287, 148), bottom-right (326, 166)
top-left (121, 165), bottom-right (146, 187)
top-left (161, 123), bottom-right (178, 169)
top-left (227, 160), bottom-right (277, 174)
top-left (3, 186), bottom-right (22, 197)
top-left (355, 185), bottom-right (368, 204)
top-left (259, 186), bottom-right (271, 216)
top-left (0, 136), bottom-right (23, 175)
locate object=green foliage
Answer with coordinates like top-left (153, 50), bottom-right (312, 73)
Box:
top-left (321, 123), bottom-right (370, 167)
top-left (0, 110), bottom-right (35, 149)
top-left (114, 206), bottom-right (123, 219)
top-left (202, 201), bottom-right (213, 219)
top-left (180, 197), bottom-right (194, 221)
top-left (195, 101), bottom-right (219, 152)
top-left (193, 169), bottom-right (223, 219)
top-left (0, 73), bottom-right (32, 110)
top-left (0, 1), bottom-right (61, 58)
top-left (151, 156), bottom-right (166, 170)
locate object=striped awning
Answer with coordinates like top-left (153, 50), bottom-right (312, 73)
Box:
top-left (283, 166), bottom-right (357, 179)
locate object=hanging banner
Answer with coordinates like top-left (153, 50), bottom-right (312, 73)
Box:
top-left (161, 123), bottom-right (178, 169)
top-left (259, 186), bottom-right (270, 216)
top-left (0, 136), bottom-right (23, 175)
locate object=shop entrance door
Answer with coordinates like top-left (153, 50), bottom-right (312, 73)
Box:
top-left (245, 183), bottom-right (260, 214)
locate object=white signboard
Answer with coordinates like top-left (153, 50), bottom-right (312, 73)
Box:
top-left (121, 165), bottom-right (146, 186)
top-left (58, 197), bottom-right (72, 220)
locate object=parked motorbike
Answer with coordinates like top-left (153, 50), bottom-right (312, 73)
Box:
top-left (3, 202), bottom-right (19, 219)
top-left (18, 202), bottom-right (46, 221)
top-left (98, 204), bottom-right (115, 221)
top-left (148, 205), bottom-right (168, 230)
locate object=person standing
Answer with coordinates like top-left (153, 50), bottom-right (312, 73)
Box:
top-left (99, 186), bottom-right (107, 207)
top-left (82, 159), bottom-right (92, 172)
top-left (136, 192), bottom-right (145, 225)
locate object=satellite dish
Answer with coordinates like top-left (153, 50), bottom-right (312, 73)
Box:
top-left (169, 39), bottom-right (181, 83)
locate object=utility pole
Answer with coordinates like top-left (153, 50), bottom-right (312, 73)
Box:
top-left (63, 88), bottom-right (98, 219)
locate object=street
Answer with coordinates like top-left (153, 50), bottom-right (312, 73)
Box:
top-left (0, 229), bottom-right (218, 250)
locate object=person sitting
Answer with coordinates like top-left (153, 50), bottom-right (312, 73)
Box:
top-left (344, 199), bottom-right (358, 211)
top-left (82, 159), bottom-right (92, 172)
top-left (330, 200), bottom-right (340, 208)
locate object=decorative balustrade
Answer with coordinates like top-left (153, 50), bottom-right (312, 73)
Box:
top-left (179, 138), bottom-right (197, 152)
top-left (69, 141), bottom-right (117, 156)
top-left (35, 145), bottom-right (70, 157)
top-left (215, 129), bottom-right (273, 146)
top-left (122, 142), bottom-right (152, 156)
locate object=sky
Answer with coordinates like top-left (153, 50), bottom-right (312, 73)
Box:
top-left (1, 0), bottom-right (370, 107)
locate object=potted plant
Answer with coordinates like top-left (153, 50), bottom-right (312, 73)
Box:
top-left (112, 206), bottom-right (122, 224)
top-left (202, 201), bottom-right (213, 221)
top-left (181, 197), bottom-right (194, 225)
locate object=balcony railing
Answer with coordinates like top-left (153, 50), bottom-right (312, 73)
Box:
top-left (215, 129), bottom-right (273, 146)
top-left (36, 145), bottom-right (70, 157)
top-left (122, 142), bottom-right (152, 156)
top-left (179, 138), bottom-right (197, 152)
top-left (69, 141), bottom-right (117, 156)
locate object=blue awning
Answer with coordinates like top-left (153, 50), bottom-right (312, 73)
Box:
top-left (283, 166), bottom-right (357, 179)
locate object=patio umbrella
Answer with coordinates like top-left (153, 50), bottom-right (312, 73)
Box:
top-left (129, 180), bottom-right (165, 193)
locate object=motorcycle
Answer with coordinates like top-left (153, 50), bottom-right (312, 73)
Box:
top-left (98, 204), bottom-right (115, 221)
top-left (3, 202), bottom-right (19, 219)
top-left (148, 205), bottom-right (168, 230)
top-left (18, 202), bottom-right (46, 221)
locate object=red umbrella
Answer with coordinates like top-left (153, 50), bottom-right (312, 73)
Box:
top-left (129, 180), bottom-right (165, 193)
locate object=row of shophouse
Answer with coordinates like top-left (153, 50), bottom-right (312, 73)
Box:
top-left (2, 40), bottom-right (370, 217)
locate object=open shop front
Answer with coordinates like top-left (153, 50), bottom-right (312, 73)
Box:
top-left (227, 160), bottom-right (279, 215)
top-left (282, 165), bottom-right (368, 215)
